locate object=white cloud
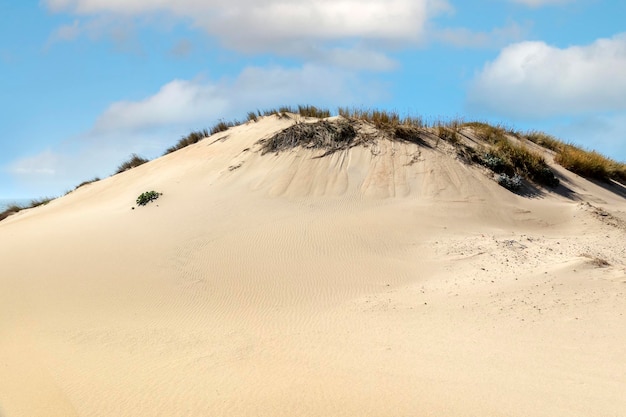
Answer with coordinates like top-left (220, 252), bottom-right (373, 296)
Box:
top-left (510, 0), bottom-right (572, 6)
top-left (94, 79), bottom-right (227, 132)
top-left (434, 22), bottom-right (528, 49)
top-left (468, 33), bottom-right (626, 118)
top-left (95, 64), bottom-right (376, 132)
top-left (8, 64), bottom-right (382, 196)
top-left (43, 0), bottom-right (450, 65)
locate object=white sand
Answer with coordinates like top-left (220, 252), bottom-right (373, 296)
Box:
top-left (1, 115), bottom-right (625, 417)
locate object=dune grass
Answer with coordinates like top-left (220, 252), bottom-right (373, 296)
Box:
top-left (555, 145), bottom-right (626, 183)
top-left (464, 121), bottom-right (559, 188)
top-left (164, 129), bottom-right (210, 155)
top-left (260, 119), bottom-right (357, 154)
top-left (0, 197), bottom-right (55, 222)
top-left (115, 153), bottom-right (150, 174)
top-left (3, 106), bottom-right (623, 226)
top-left (522, 131), bottom-right (626, 184)
top-left (74, 177), bottom-right (101, 190)
top-left (0, 204), bottom-right (23, 221)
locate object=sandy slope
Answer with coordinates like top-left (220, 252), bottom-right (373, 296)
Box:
top-left (1, 115), bottom-right (625, 417)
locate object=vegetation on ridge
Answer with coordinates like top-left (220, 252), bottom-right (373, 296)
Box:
top-left (0, 197), bottom-right (54, 222)
top-left (2, 105), bottom-right (624, 224)
top-left (260, 119), bottom-right (357, 154)
top-left (115, 153), bottom-right (150, 174)
top-left (164, 129), bottom-right (210, 155)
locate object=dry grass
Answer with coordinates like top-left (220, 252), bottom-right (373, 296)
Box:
top-left (259, 119), bottom-right (357, 154)
top-left (491, 140), bottom-right (559, 187)
top-left (524, 131), bottom-right (562, 152)
top-left (0, 204), bottom-right (23, 222)
top-left (555, 144), bottom-right (626, 183)
top-left (338, 108), bottom-right (402, 129)
top-left (74, 177), bottom-right (101, 190)
top-left (210, 120), bottom-right (239, 135)
top-left (0, 197), bottom-right (55, 222)
top-left (164, 129), bottom-right (210, 155)
top-left (115, 154), bottom-right (150, 174)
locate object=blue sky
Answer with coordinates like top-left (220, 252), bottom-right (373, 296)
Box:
top-left (1, 0), bottom-right (625, 198)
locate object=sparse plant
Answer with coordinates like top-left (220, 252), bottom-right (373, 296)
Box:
top-left (338, 108), bottom-right (401, 128)
top-left (555, 144), bottom-right (626, 183)
top-left (136, 191), bottom-right (162, 206)
top-left (74, 177), bottom-right (101, 190)
top-left (260, 119), bottom-right (357, 154)
top-left (210, 120), bottom-right (237, 135)
top-left (524, 131), bottom-right (562, 152)
top-left (0, 197), bottom-right (57, 222)
top-left (164, 129), bottom-right (209, 155)
top-left (497, 173), bottom-right (523, 191)
top-left (29, 197), bottom-right (54, 208)
top-left (297, 105), bottom-right (331, 118)
top-left (0, 204), bottom-right (23, 222)
top-left (435, 126), bottom-right (459, 144)
top-left (116, 153), bottom-right (149, 174)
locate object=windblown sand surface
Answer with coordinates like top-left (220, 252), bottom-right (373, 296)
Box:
top-left (1, 115), bottom-right (625, 417)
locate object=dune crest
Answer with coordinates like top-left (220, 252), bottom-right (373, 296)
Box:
top-left (1, 114), bottom-right (625, 417)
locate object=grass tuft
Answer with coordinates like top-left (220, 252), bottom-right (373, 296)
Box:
top-left (555, 145), bottom-right (626, 183)
top-left (115, 153), bottom-right (150, 174)
top-left (297, 105), bottom-right (331, 118)
top-left (338, 108), bottom-right (401, 128)
top-left (0, 197), bottom-right (56, 222)
top-left (74, 177), bottom-right (101, 190)
top-left (164, 129), bottom-right (210, 155)
top-left (260, 119), bottom-right (357, 154)
top-left (210, 120), bottom-right (238, 135)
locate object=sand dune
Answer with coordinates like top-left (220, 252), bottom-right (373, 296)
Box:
top-left (1, 114), bottom-right (625, 416)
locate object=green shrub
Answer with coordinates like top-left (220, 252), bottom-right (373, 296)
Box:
top-left (497, 174), bottom-right (523, 191)
top-left (136, 191), bottom-right (161, 206)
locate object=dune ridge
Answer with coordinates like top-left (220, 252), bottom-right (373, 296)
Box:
top-left (1, 113), bottom-right (625, 417)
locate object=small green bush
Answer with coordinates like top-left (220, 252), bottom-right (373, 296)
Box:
top-left (136, 191), bottom-right (161, 206)
top-left (497, 174), bottom-right (523, 191)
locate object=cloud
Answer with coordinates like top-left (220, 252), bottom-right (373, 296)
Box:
top-left (169, 39), bottom-right (193, 58)
top-left (434, 22), bottom-right (528, 49)
top-left (43, 0), bottom-right (450, 64)
top-left (467, 33), bottom-right (626, 118)
top-left (7, 64), bottom-right (382, 196)
top-left (93, 79), bottom-right (227, 132)
top-left (47, 19), bottom-right (81, 44)
top-left (509, 0), bottom-right (572, 6)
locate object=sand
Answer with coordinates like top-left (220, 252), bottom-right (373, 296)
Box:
top-left (1, 115), bottom-right (625, 417)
